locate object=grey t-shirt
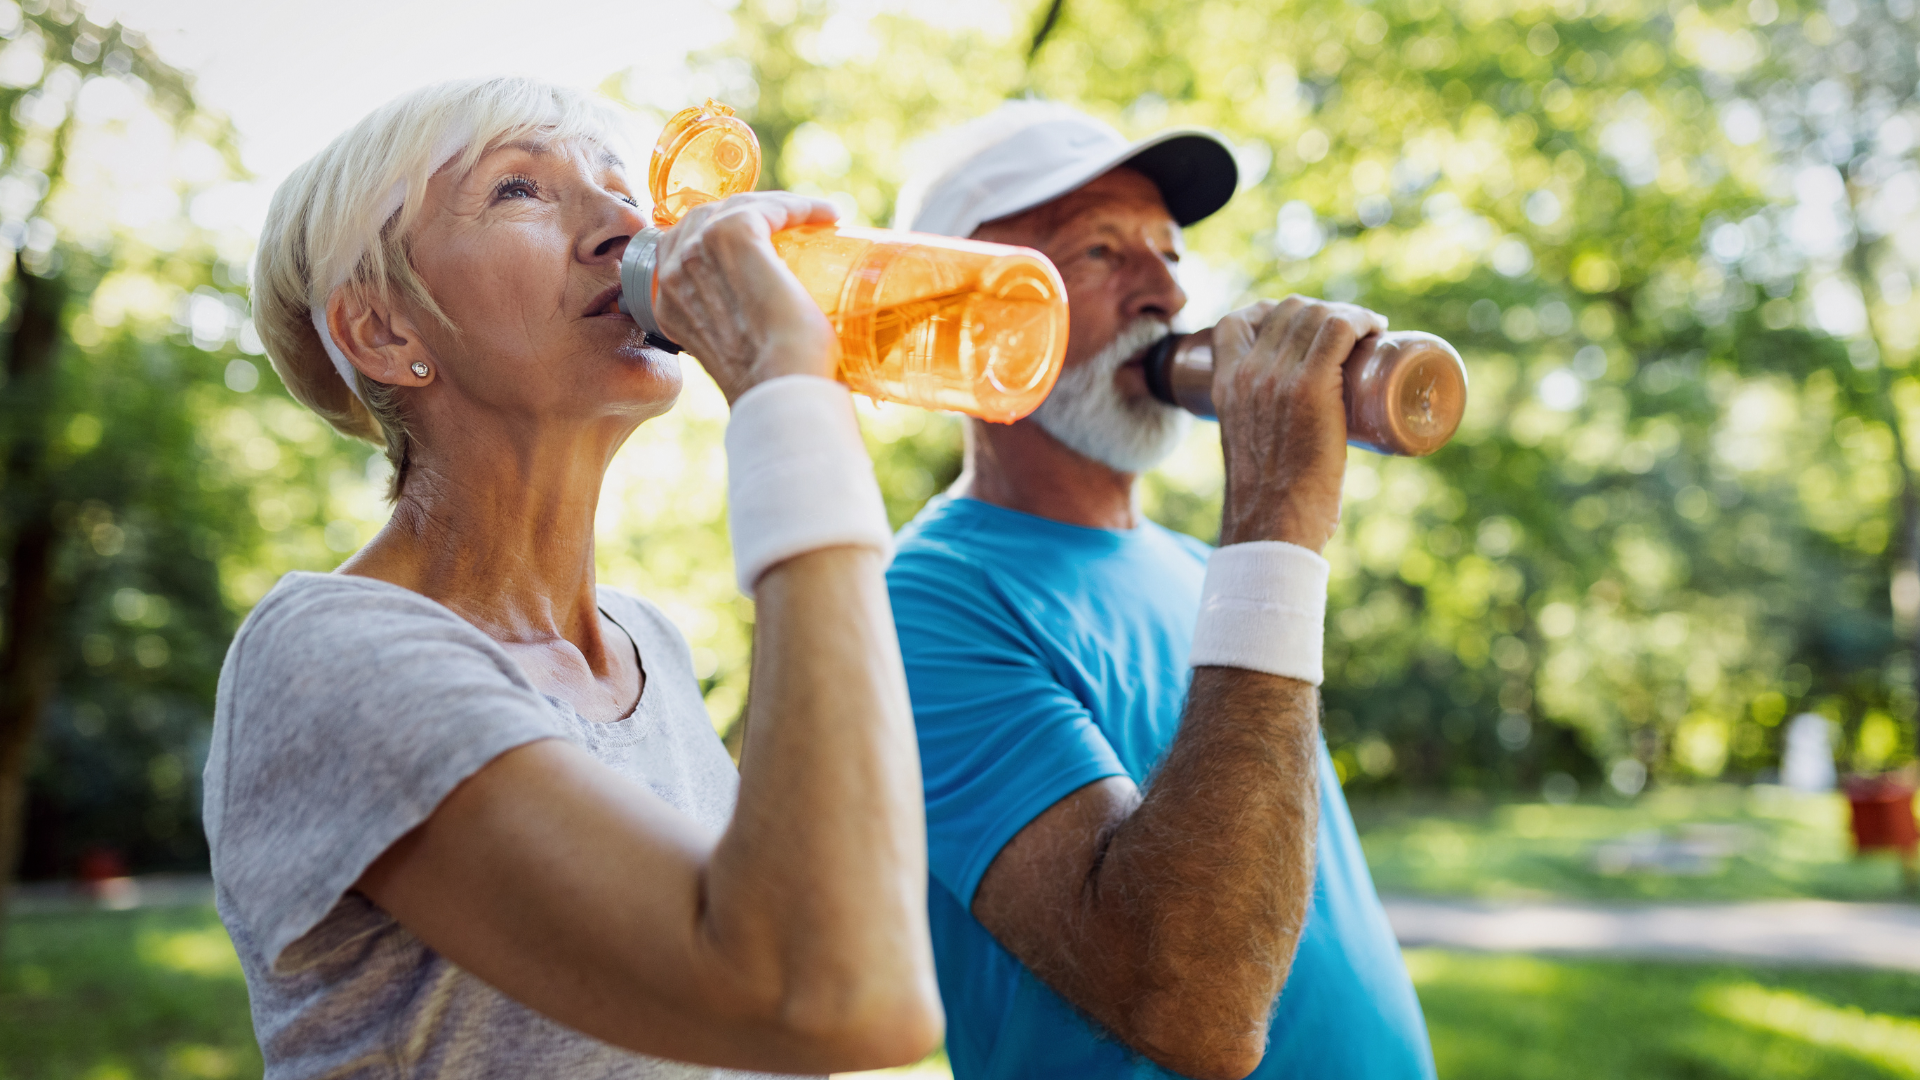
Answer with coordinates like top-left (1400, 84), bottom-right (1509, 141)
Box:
top-left (203, 571), bottom-right (795, 1080)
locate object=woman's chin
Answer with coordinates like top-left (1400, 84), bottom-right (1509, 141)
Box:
top-left (601, 349), bottom-right (683, 417)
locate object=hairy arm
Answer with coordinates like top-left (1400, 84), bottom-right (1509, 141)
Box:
top-left (974, 669), bottom-right (1319, 1079)
top-left (972, 297), bottom-right (1382, 1080)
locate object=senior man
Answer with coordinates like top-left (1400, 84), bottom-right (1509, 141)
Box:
top-left (885, 102), bottom-right (1436, 1080)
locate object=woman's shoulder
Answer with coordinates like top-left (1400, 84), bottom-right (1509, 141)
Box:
top-left (224, 571), bottom-right (508, 685)
top-left (240, 569), bottom-right (473, 634)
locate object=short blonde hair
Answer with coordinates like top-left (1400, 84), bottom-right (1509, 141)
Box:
top-left (253, 77), bottom-right (628, 495)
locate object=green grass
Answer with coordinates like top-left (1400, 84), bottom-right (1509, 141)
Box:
top-left (1353, 784), bottom-right (1917, 903)
top-left (1, 907), bottom-right (261, 1080)
top-left (8, 860), bottom-right (1920, 1080)
top-left (1410, 949), bottom-right (1920, 1079)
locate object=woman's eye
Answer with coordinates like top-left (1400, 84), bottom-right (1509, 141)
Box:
top-left (495, 176), bottom-right (539, 201)
top-left (1087, 244), bottom-right (1113, 261)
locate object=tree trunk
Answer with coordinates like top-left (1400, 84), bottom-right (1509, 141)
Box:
top-left (0, 253), bottom-right (67, 952)
top-left (1893, 475), bottom-right (1920, 754)
top-left (1899, 480), bottom-right (1920, 632)
top-left (1028, 0), bottom-right (1068, 60)
top-left (1877, 341), bottom-right (1920, 649)
top-left (1842, 172), bottom-right (1920, 763)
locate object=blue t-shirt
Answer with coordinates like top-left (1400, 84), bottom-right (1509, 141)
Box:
top-left (887, 496), bottom-right (1435, 1080)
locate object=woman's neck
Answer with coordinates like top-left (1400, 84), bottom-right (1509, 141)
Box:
top-left (339, 418), bottom-right (624, 664)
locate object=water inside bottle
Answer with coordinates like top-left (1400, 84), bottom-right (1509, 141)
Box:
top-left (643, 99), bottom-right (1069, 422)
top-left (773, 225), bottom-right (1066, 422)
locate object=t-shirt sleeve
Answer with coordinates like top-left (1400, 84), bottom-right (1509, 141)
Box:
top-left (205, 579), bottom-right (565, 972)
top-left (888, 550), bottom-right (1130, 908)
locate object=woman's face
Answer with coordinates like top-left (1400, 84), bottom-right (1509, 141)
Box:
top-left (400, 136), bottom-right (680, 430)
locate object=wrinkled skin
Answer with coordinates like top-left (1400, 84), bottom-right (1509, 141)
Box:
top-left (953, 166), bottom-right (1388, 1080)
top-left (313, 137), bottom-right (940, 1072)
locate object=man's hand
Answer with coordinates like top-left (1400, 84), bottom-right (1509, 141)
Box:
top-left (1210, 296), bottom-right (1388, 552)
top-left (651, 192), bottom-right (842, 404)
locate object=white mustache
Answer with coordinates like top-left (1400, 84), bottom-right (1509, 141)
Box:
top-left (1029, 318), bottom-right (1191, 474)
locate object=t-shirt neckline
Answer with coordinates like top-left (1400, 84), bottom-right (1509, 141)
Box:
top-left (943, 494), bottom-right (1153, 539)
top-left (284, 571), bottom-right (652, 728)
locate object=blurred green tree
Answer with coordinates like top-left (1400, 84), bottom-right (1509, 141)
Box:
top-left (0, 0), bottom-right (376, 931)
top-left (15, 0), bottom-right (1918, 908)
top-left (617, 0), bottom-right (1920, 798)
top-left (1720, 0), bottom-right (1920, 777)
top-left (0, 0), bottom-right (237, 932)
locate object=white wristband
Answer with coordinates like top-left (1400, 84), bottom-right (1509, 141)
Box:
top-left (1188, 541), bottom-right (1330, 685)
top-left (724, 375), bottom-right (893, 597)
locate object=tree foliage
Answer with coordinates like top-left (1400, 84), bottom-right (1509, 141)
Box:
top-left (0, 0), bottom-right (372, 896)
top-left (618, 0), bottom-right (1920, 797)
top-left (13, 0), bottom-right (1919, 888)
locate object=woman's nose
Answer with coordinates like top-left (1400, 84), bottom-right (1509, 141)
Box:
top-left (580, 195), bottom-right (647, 263)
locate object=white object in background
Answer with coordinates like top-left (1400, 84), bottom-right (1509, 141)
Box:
top-left (1782, 713), bottom-right (1837, 793)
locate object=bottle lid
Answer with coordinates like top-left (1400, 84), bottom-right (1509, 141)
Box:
top-left (648, 99), bottom-right (762, 227)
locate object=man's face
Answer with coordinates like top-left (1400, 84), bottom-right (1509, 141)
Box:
top-left (973, 167), bottom-right (1193, 472)
top-left (975, 166), bottom-right (1188, 383)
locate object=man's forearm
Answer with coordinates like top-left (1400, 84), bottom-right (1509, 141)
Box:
top-left (972, 561), bottom-right (1327, 1079)
top-left (1093, 666), bottom-right (1319, 1075)
top-left (963, 296), bottom-right (1367, 1079)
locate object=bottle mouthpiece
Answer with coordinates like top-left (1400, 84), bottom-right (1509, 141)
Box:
top-left (621, 100), bottom-right (765, 350)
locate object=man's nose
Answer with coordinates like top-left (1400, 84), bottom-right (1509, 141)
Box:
top-left (1125, 254), bottom-right (1187, 324)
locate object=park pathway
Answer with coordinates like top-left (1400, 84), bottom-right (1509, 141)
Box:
top-left (1382, 895), bottom-right (1920, 972)
top-left (12, 876), bottom-right (1920, 973)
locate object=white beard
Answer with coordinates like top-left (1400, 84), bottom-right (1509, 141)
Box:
top-left (1029, 318), bottom-right (1193, 473)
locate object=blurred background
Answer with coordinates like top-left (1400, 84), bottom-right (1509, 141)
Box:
top-left (3, 0), bottom-right (1919, 1076)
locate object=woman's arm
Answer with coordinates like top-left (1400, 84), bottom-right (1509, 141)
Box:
top-left (359, 549), bottom-right (936, 1073)
top-left (357, 193), bottom-right (940, 1072)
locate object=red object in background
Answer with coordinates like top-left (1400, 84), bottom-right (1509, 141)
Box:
top-left (74, 845), bottom-right (139, 907)
top-left (75, 846), bottom-right (128, 883)
top-left (1843, 775), bottom-right (1919, 855)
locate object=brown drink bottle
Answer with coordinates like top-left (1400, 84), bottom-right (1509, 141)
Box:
top-left (1141, 329), bottom-right (1470, 457)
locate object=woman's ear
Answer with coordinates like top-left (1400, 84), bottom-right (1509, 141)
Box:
top-left (326, 289), bottom-right (434, 387)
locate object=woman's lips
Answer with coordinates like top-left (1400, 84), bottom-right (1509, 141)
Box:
top-left (585, 285), bottom-right (625, 318)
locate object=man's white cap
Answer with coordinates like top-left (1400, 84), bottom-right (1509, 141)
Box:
top-left (894, 100), bottom-right (1239, 239)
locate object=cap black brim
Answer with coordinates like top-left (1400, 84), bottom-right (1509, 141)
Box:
top-left (1119, 134), bottom-right (1240, 228)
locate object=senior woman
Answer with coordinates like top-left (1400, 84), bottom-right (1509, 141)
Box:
top-left (205, 77), bottom-right (942, 1078)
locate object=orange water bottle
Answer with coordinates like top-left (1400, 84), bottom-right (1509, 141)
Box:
top-left (621, 101), bottom-right (1070, 423)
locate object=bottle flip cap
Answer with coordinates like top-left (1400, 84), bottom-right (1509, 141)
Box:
top-left (648, 99), bottom-right (762, 227)
top-left (622, 100), bottom-right (764, 344)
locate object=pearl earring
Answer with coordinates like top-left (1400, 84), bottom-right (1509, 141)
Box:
top-left (410, 361), bottom-right (430, 378)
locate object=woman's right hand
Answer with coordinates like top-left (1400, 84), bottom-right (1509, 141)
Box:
top-left (650, 192), bottom-right (841, 403)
